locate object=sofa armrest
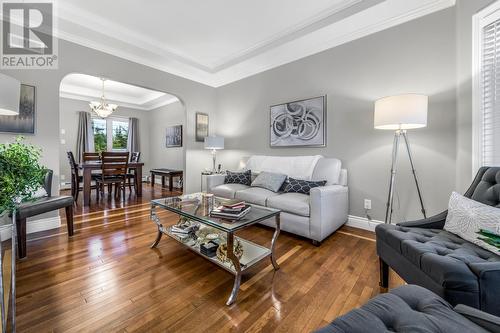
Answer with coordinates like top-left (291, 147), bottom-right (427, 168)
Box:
top-left (310, 185), bottom-right (348, 242)
top-left (397, 210), bottom-right (447, 229)
top-left (469, 262), bottom-right (500, 316)
top-left (454, 304), bottom-right (500, 333)
top-left (206, 174), bottom-right (226, 192)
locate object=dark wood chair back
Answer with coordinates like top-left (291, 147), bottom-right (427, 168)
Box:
top-left (67, 151), bottom-right (78, 175)
top-left (130, 152), bottom-right (141, 163)
top-left (100, 152), bottom-right (129, 179)
top-left (83, 152), bottom-right (101, 162)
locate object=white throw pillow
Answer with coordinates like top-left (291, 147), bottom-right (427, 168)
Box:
top-left (444, 192), bottom-right (500, 254)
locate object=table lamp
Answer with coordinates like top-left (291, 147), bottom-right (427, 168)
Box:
top-left (204, 136), bottom-right (224, 172)
top-left (374, 94), bottom-right (428, 224)
top-left (0, 73), bottom-right (20, 115)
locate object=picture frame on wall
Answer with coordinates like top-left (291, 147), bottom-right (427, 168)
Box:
top-left (0, 84), bottom-right (36, 134)
top-left (195, 112), bottom-right (209, 142)
top-left (166, 125), bottom-right (183, 148)
top-left (270, 95), bottom-right (326, 147)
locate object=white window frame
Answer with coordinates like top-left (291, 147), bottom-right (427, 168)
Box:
top-left (91, 116), bottom-right (129, 152)
top-left (472, 1), bottom-right (500, 174)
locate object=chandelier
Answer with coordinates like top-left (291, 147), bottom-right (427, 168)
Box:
top-left (89, 78), bottom-right (118, 118)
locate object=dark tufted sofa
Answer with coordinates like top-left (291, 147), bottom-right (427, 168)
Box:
top-left (315, 285), bottom-right (500, 333)
top-left (376, 167), bottom-right (500, 316)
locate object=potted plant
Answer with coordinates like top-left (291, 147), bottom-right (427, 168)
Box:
top-left (0, 137), bottom-right (46, 217)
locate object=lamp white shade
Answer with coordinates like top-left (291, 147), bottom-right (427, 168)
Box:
top-left (374, 94), bottom-right (428, 130)
top-left (0, 73), bottom-right (20, 115)
top-left (204, 136), bottom-right (224, 150)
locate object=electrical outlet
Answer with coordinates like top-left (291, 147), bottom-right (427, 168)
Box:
top-left (364, 199), bottom-right (372, 210)
top-left (60, 174), bottom-right (65, 181)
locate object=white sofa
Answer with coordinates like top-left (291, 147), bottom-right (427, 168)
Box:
top-left (206, 156), bottom-right (348, 244)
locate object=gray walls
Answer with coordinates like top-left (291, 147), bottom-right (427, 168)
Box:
top-left (148, 101), bottom-right (185, 172)
top-left (59, 97), bottom-right (152, 186)
top-left (215, 8), bottom-right (458, 222)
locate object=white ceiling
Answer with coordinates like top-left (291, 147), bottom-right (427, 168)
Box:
top-left (60, 73), bottom-right (179, 111)
top-left (56, 0), bottom-right (456, 87)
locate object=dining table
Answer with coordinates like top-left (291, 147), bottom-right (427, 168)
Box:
top-left (79, 161), bottom-right (145, 206)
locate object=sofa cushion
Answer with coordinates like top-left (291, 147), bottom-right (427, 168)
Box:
top-left (315, 285), bottom-right (487, 333)
top-left (224, 170), bottom-right (251, 185)
top-left (376, 224), bottom-right (500, 292)
top-left (211, 184), bottom-right (249, 199)
top-left (283, 177), bottom-right (326, 194)
top-left (444, 192), bottom-right (500, 254)
top-left (251, 171), bottom-right (287, 192)
top-left (235, 187), bottom-right (279, 206)
top-left (267, 193), bottom-right (310, 217)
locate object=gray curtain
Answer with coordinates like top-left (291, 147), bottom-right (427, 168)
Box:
top-left (127, 117), bottom-right (140, 153)
top-left (76, 111), bottom-right (94, 163)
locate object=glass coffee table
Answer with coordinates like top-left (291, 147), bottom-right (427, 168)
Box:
top-left (150, 193), bottom-right (281, 305)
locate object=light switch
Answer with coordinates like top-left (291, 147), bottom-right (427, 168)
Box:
top-left (61, 139), bottom-right (66, 145)
top-left (61, 128), bottom-right (66, 135)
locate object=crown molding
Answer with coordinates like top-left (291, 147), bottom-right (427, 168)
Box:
top-left (55, 0), bottom-right (456, 87)
top-left (60, 91), bottom-right (178, 111)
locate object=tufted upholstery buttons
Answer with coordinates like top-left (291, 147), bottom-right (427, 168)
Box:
top-left (470, 167), bottom-right (500, 207)
top-left (316, 285), bottom-right (491, 333)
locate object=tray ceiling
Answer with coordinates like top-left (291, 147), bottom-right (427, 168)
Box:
top-left (56, 0), bottom-right (456, 87)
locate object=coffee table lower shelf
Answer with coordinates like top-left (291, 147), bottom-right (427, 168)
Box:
top-left (162, 225), bottom-right (272, 275)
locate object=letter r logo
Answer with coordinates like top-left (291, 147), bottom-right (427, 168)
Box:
top-left (2, 3), bottom-right (53, 55)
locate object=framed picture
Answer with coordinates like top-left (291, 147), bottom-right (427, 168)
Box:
top-left (166, 125), bottom-right (182, 148)
top-left (270, 95), bottom-right (326, 147)
top-left (0, 84), bottom-right (35, 134)
top-left (195, 112), bottom-right (209, 142)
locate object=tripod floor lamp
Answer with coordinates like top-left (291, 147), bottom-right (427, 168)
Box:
top-left (374, 94), bottom-right (428, 224)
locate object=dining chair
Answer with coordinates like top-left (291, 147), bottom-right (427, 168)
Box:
top-left (82, 152), bottom-right (101, 162)
top-left (96, 152), bottom-right (130, 201)
top-left (127, 152), bottom-right (141, 194)
top-left (83, 151), bottom-right (104, 185)
top-left (67, 151), bottom-right (82, 201)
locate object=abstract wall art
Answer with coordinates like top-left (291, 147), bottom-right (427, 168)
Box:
top-left (270, 96), bottom-right (326, 147)
top-left (0, 84), bottom-right (35, 134)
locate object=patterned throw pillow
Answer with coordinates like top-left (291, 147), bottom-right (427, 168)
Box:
top-left (444, 192), bottom-right (500, 254)
top-left (251, 171), bottom-right (287, 192)
top-left (283, 177), bottom-right (326, 195)
top-left (224, 170), bottom-right (251, 185)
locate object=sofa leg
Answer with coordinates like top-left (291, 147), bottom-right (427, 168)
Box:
top-left (312, 240), bottom-right (321, 247)
top-left (65, 205), bottom-right (74, 236)
top-left (379, 258), bottom-right (389, 290)
top-left (16, 218), bottom-right (27, 259)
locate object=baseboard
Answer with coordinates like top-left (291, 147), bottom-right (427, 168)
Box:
top-left (346, 215), bottom-right (383, 232)
top-left (0, 216), bottom-right (61, 240)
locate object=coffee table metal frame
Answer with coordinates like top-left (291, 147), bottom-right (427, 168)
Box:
top-left (150, 195), bottom-right (281, 305)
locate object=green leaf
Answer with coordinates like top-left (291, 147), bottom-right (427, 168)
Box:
top-left (0, 136), bottom-right (45, 214)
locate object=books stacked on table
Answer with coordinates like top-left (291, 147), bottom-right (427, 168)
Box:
top-left (210, 200), bottom-right (251, 220)
top-left (170, 223), bottom-right (197, 239)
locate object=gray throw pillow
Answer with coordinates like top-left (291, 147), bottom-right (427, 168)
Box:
top-left (251, 171), bottom-right (287, 192)
top-left (444, 192), bottom-right (500, 254)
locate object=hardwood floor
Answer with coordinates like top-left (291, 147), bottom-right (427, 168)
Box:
top-left (17, 184), bottom-right (403, 332)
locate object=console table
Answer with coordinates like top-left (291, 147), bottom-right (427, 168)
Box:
top-left (150, 169), bottom-right (183, 191)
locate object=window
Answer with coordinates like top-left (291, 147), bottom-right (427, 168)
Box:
top-left (92, 118), bottom-right (107, 153)
top-left (91, 117), bottom-right (129, 152)
top-left (473, 2), bottom-right (500, 171)
top-left (112, 120), bottom-right (129, 150)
